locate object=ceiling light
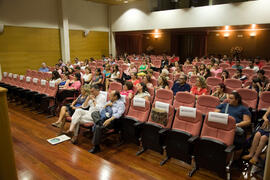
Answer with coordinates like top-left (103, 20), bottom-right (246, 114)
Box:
top-left (251, 24), bottom-right (256, 29)
top-left (124, 0), bottom-right (128, 3)
top-left (224, 33), bottom-right (230, 37)
top-left (250, 32), bottom-right (256, 37)
top-left (225, 26), bottom-right (229, 30)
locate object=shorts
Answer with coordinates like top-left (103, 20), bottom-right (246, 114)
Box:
top-left (258, 129), bottom-right (270, 137)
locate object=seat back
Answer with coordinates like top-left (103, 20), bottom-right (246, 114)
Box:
top-left (126, 98), bottom-right (151, 122)
top-left (224, 79), bottom-right (242, 90)
top-left (39, 80), bottom-right (48, 94)
top-left (153, 71), bottom-right (160, 79)
top-left (196, 95), bottom-right (220, 114)
top-left (148, 101), bottom-right (174, 128)
top-left (12, 74), bottom-right (19, 86)
top-left (219, 63), bottom-right (230, 69)
top-left (148, 87), bottom-right (155, 103)
top-left (258, 91), bottom-right (270, 110)
top-left (226, 68), bottom-right (237, 77)
top-left (173, 107), bottom-right (203, 136)
top-left (109, 81), bottom-right (122, 92)
top-left (173, 92), bottom-right (195, 108)
top-left (206, 77), bottom-right (222, 89)
top-left (201, 112), bottom-right (236, 146)
top-left (120, 95), bottom-right (130, 116)
top-left (189, 75), bottom-right (198, 86)
top-left (32, 78), bottom-right (40, 92)
top-left (236, 88), bottom-right (258, 109)
top-left (24, 76), bottom-right (32, 90)
top-left (150, 78), bottom-right (158, 87)
top-left (45, 81), bottom-right (58, 97)
top-left (242, 69), bottom-right (255, 77)
top-left (154, 89), bottom-right (173, 104)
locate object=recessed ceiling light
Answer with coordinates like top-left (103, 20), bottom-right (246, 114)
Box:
top-left (124, 0), bottom-right (128, 3)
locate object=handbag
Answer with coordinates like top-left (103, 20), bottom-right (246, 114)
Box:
top-left (151, 107), bottom-right (168, 126)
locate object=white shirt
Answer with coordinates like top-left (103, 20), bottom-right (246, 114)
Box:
top-left (111, 71), bottom-right (120, 79)
top-left (86, 93), bottom-right (107, 113)
top-left (83, 74), bottom-right (92, 82)
top-left (246, 66), bottom-right (259, 72)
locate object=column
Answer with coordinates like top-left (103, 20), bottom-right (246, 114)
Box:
top-left (0, 87), bottom-right (18, 180)
top-left (108, 5), bottom-right (116, 57)
top-left (58, 0), bottom-right (70, 63)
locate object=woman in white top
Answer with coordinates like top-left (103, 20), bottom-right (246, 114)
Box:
top-left (105, 65), bottom-right (121, 91)
top-left (50, 70), bottom-right (62, 84)
top-left (134, 82), bottom-right (150, 101)
top-left (83, 67), bottom-right (92, 84)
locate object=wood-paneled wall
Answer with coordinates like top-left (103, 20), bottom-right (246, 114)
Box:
top-left (0, 26), bottom-right (61, 75)
top-left (207, 30), bottom-right (270, 58)
top-left (69, 30), bottom-right (109, 61)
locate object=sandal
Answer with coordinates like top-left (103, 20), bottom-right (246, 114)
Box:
top-left (52, 122), bottom-right (61, 128)
top-left (71, 136), bottom-right (78, 144)
top-left (249, 158), bottom-right (258, 165)
top-left (242, 155), bottom-right (252, 161)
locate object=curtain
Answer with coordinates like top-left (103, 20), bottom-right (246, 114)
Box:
top-left (115, 33), bottom-right (143, 56)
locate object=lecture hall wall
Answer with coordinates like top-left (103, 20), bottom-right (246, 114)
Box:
top-left (0, 0), bottom-right (109, 75)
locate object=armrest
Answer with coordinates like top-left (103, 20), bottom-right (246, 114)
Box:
top-left (225, 145), bottom-right (235, 153)
top-left (188, 136), bottom-right (199, 143)
top-left (200, 137), bottom-right (227, 147)
top-left (158, 128), bottom-right (169, 135)
top-left (134, 121), bottom-right (144, 127)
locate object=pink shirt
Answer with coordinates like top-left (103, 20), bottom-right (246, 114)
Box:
top-left (211, 68), bottom-right (222, 77)
top-left (68, 81), bottom-right (81, 90)
top-left (124, 67), bottom-right (137, 76)
top-left (120, 90), bottom-right (134, 96)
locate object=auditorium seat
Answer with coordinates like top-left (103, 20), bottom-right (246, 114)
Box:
top-left (258, 91), bottom-right (270, 111)
top-left (242, 69), bottom-right (255, 77)
top-left (219, 63), bottom-right (230, 69)
top-left (226, 68), bottom-right (237, 77)
top-left (191, 112), bottom-right (236, 179)
top-left (161, 106), bottom-right (203, 166)
top-left (224, 79), bottom-right (242, 90)
top-left (154, 89), bottom-right (173, 104)
top-left (236, 88), bottom-right (258, 110)
top-left (137, 101), bottom-right (174, 155)
top-left (173, 92), bottom-right (195, 109)
top-left (206, 77), bottom-right (222, 90)
top-left (196, 95), bottom-right (220, 115)
top-left (121, 98), bottom-right (151, 145)
top-left (148, 87), bottom-right (155, 103)
top-left (153, 71), bottom-right (160, 79)
top-left (108, 81), bottom-right (122, 92)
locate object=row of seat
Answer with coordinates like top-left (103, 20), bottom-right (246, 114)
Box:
top-left (120, 98), bottom-right (235, 179)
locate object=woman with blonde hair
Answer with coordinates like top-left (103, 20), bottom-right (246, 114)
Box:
top-left (190, 76), bottom-right (208, 97)
top-left (52, 84), bottom-right (91, 128)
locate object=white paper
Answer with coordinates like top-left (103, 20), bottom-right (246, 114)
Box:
top-left (155, 101), bottom-right (169, 113)
top-left (47, 135), bottom-right (71, 145)
top-left (133, 97), bottom-right (146, 108)
top-left (179, 106), bottom-right (196, 118)
top-left (208, 112), bottom-right (228, 125)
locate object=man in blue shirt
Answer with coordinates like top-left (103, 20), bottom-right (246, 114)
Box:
top-left (89, 90), bottom-right (125, 153)
top-left (232, 60), bottom-right (243, 69)
top-left (171, 75), bottom-right (191, 95)
top-left (38, 62), bottom-right (49, 72)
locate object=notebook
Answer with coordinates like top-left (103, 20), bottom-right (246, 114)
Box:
top-left (47, 135), bottom-right (71, 145)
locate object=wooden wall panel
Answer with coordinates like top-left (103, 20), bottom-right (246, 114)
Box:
top-left (0, 26), bottom-right (61, 75)
top-left (69, 30), bottom-right (109, 61)
top-left (207, 30), bottom-right (270, 58)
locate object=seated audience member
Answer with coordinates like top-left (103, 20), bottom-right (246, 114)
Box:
top-left (199, 64), bottom-right (206, 76)
top-left (257, 69), bottom-right (269, 91)
top-left (123, 62), bottom-right (137, 80)
top-left (211, 63), bottom-right (222, 77)
top-left (59, 74), bottom-right (70, 87)
top-left (120, 81), bottom-right (134, 99)
top-left (161, 57), bottom-right (169, 69)
top-left (157, 76), bottom-right (169, 90)
top-left (245, 78), bottom-right (261, 93)
top-left (232, 69), bottom-right (247, 81)
top-left (221, 70), bottom-right (229, 82)
top-left (55, 64), bottom-right (62, 75)
top-left (232, 60), bottom-right (243, 69)
top-left (89, 90), bottom-right (125, 153)
top-left (211, 83), bottom-right (227, 102)
top-left (61, 66), bottom-right (69, 75)
top-left (183, 58), bottom-right (191, 67)
top-left (146, 69), bottom-right (155, 79)
top-left (39, 62), bottom-right (49, 72)
top-left (254, 56), bottom-right (264, 69)
top-left (58, 59), bottom-right (66, 67)
top-left (137, 60), bottom-right (148, 76)
top-left (190, 76), bottom-right (208, 97)
top-left (83, 67), bottom-right (92, 84)
top-left (242, 107), bottom-right (270, 164)
top-left (66, 61), bottom-right (74, 69)
top-left (245, 60), bottom-right (259, 73)
top-left (105, 65), bottom-right (121, 91)
top-left (52, 84), bottom-right (90, 128)
top-left (74, 57), bottom-right (80, 66)
top-left (59, 73), bottom-right (81, 91)
top-left (67, 67), bottom-right (75, 76)
top-left (188, 65), bottom-right (199, 77)
top-left (103, 65), bottom-right (111, 78)
top-left (129, 72), bottom-right (140, 86)
top-left (50, 70), bottom-right (62, 84)
top-left (160, 66), bottom-right (170, 80)
top-left (134, 82), bottom-right (150, 101)
top-left (192, 57), bottom-right (199, 65)
top-left (91, 68), bottom-right (103, 85)
top-left (215, 92), bottom-right (251, 148)
top-left (173, 65), bottom-right (185, 77)
top-left (203, 68), bottom-right (212, 79)
top-left (226, 58), bottom-right (235, 66)
top-left (142, 75), bottom-right (154, 89)
top-left (171, 75), bottom-right (191, 95)
top-left (63, 84), bottom-right (107, 143)
top-left (170, 61), bottom-right (179, 72)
